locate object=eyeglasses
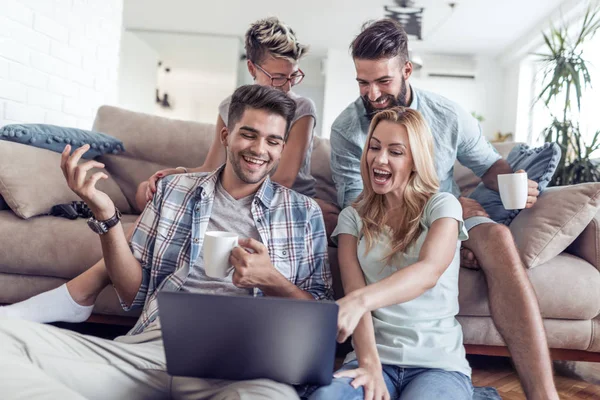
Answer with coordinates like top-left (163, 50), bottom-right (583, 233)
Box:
top-left (253, 63), bottom-right (305, 87)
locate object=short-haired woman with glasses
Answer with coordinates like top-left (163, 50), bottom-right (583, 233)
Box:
top-left (0, 17), bottom-right (334, 325)
top-left (136, 17), bottom-right (318, 204)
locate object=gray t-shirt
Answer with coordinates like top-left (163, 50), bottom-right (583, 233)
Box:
top-left (219, 91), bottom-right (317, 198)
top-left (141, 180), bottom-right (258, 334)
top-left (180, 180), bottom-right (259, 295)
top-left (332, 192), bottom-right (471, 377)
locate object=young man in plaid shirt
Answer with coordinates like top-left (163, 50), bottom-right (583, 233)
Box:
top-left (0, 85), bottom-right (332, 400)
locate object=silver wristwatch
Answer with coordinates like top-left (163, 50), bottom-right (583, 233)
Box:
top-left (87, 207), bottom-right (122, 235)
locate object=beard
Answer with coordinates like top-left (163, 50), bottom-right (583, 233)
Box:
top-left (228, 149), bottom-right (276, 184)
top-left (362, 77), bottom-right (409, 120)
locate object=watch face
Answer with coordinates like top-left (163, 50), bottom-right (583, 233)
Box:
top-left (87, 218), bottom-right (107, 234)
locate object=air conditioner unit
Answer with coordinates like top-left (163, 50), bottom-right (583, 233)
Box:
top-left (420, 54), bottom-right (477, 80)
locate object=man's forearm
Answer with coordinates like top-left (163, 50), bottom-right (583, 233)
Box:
top-left (99, 222), bottom-right (143, 306)
top-left (261, 273), bottom-right (314, 300)
top-left (481, 159), bottom-right (513, 192)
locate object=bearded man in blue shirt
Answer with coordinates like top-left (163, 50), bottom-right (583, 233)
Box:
top-left (329, 19), bottom-right (558, 400)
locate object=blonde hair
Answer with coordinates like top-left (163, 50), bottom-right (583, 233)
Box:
top-left (245, 17), bottom-right (309, 63)
top-left (354, 107), bottom-right (440, 264)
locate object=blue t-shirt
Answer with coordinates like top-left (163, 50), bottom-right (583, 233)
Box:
top-left (330, 87), bottom-right (502, 208)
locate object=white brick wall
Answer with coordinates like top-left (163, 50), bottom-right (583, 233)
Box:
top-left (0, 0), bottom-right (123, 129)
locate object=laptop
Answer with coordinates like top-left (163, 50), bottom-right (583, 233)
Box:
top-left (157, 292), bottom-right (339, 385)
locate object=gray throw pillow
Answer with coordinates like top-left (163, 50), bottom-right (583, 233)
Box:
top-left (467, 142), bottom-right (562, 225)
top-left (0, 124), bottom-right (125, 159)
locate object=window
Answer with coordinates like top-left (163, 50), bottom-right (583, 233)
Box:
top-left (524, 31), bottom-right (600, 157)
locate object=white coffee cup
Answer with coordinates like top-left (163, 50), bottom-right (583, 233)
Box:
top-left (498, 172), bottom-right (528, 210)
top-left (203, 231), bottom-right (238, 278)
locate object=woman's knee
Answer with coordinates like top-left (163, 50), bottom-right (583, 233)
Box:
top-left (308, 377), bottom-right (363, 400)
top-left (400, 370), bottom-right (472, 400)
top-left (212, 379), bottom-right (298, 400)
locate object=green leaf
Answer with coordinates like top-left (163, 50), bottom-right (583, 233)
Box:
top-left (542, 32), bottom-right (557, 57)
top-left (566, 62), bottom-right (583, 110)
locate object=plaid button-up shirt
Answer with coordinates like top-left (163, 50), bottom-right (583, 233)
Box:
top-left (123, 167), bottom-right (333, 335)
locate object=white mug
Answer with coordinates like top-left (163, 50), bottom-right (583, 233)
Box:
top-left (203, 231), bottom-right (238, 278)
top-left (498, 172), bottom-right (528, 210)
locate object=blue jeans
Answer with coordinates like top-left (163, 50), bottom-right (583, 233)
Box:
top-left (302, 361), bottom-right (473, 400)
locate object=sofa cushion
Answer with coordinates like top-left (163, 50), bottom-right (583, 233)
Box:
top-left (468, 142), bottom-right (561, 225)
top-left (0, 141), bottom-right (131, 219)
top-left (99, 155), bottom-right (170, 213)
top-left (458, 316), bottom-right (594, 350)
top-left (93, 106), bottom-right (214, 209)
top-left (509, 183), bottom-right (600, 268)
top-left (311, 137), bottom-right (336, 205)
top-left (567, 209), bottom-right (600, 270)
top-left (0, 124), bottom-right (124, 159)
top-left (458, 253), bottom-right (600, 320)
top-left (0, 210), bottom-right (139, 278)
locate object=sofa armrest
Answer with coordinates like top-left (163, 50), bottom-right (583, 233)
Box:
top-left (566, 209), bottom-right (600, 271)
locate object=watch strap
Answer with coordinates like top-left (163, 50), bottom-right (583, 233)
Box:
top-left (101, 207), bottom-right (122, 229)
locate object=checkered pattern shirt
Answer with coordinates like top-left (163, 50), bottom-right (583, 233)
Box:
top-left (123, 167), bottom-right (333, 335)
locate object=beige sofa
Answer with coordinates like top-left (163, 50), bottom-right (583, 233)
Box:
top-left (1, 105), bottom-right (600, 361)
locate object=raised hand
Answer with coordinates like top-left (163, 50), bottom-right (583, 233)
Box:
top-left (60, 144), bottom-right (114, 220)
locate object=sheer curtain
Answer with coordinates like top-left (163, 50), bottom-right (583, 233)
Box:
top-left (579, 33), bottom-right (600, 157)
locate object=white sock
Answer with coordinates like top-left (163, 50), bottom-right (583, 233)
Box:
top-left (0, 284), bottom-right (94, 323)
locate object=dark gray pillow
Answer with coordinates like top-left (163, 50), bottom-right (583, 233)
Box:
top-left (0, 124), bottom-right (125, 159)
top-left (468, 142), bottom-right (561, 225)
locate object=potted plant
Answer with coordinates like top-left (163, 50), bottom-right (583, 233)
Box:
top-left (536, 4), bottom-right (600, 185)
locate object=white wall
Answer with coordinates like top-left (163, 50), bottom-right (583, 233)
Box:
top-left (412, 55), bottom-right (506, 139)
top-left (322, 48), bottom-right (357, 138)
top-left (0, 0), bottom-right (123, 129)
top-left (321, 50), bottom-right (511, 140)
top-left (154, 65), bottom-right (238, 124)
top-left (237, 56), bottom-right (253, 87)
top-left (117, 31), bottom-right (158, 114)
top-left (291, 54), bottom-right (326, 137)
top-left (122, 32), bottom-right (240, 123)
